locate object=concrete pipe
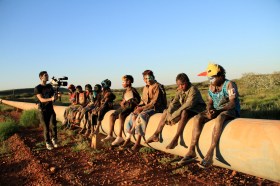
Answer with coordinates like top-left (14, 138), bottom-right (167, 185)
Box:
top-left (1, 99), bottom-right (280, 183)
top-left (0, 99), bottom-right (66, 122)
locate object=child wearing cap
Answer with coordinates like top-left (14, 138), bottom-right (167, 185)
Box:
top-left (101, 75), bottom-right (141, 146)
top-left (178, 63), bottom-right (240, 168)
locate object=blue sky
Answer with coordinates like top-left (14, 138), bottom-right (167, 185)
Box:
top-left (0, 0), bottom-right (279, 90)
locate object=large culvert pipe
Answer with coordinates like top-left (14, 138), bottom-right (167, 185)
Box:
top-left (0, 99), bottom-right (65, 122)
top-left (1, 99), bottom-right (280, 183)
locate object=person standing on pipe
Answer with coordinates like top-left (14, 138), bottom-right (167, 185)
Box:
top-left (34, 71), bottom-right (58, 150)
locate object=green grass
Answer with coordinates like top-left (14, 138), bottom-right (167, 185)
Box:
top-left (0, 141), bottom-right (10, 157)
top-left (102, 140), bottom-right (112, 149)
top-left (236, 73), bottom-right (280, 119)
top-left (19, 109), bottom-right (40, 128)
top-left (158, 157), bottom-right (173, 165)
top-left (71, 140), bottom-right (91, 152)
top-left (139, 146), bottom-right (156, 154)
top-left (171, 166), bottom-right (190, 176)
top-left (158, 155), bottom-right (181, 165)
top-left (65, 128), bottom-right (77, 136)
top-left (33, 141), bottom-right (46, 151)
top-left (89, 148), bottom-right (103, 155)
top-left (0, 104), bottom-right (14, 112)
top-left (56, 121), bottom-right (64, 131)
top-left (61, 137), bottom-right (72, 147)
top-left (0, 120), bottom-right (19, 142)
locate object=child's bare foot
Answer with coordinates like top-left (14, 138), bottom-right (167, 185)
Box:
top-left (166, 140), bottom-right (178, 149)
top-left (119, 139), bottom-right (130, 150)
top-left (128, 144), bottom-right (140, 153)
top-left (145, 134), bottom-right (159, 144)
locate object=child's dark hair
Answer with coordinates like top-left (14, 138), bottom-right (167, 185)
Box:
top-left (176, 73), bottom-right (190, 83)
top-left (122, 75), bottom-right (134, 83)
top-left (76, 85), bottom-right (82, 91)
top-left (142, 70), bottom-right (155, 79)
top-left (94, 84), bottom-right (102, 92)
top-left (85, 84), bottom-right (92, 91)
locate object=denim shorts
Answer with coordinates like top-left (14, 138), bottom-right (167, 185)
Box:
top-left (125, 109), bottom-right (156, 136)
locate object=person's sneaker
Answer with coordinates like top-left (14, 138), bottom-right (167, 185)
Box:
top-left (51, 138), bottom-right (58, 148)
top-left (111, 137), bottom-right (124, 146)
top-left (101, 135), bottom-right (114, 142)
top-left (46, 143), bottom-right (54, 150)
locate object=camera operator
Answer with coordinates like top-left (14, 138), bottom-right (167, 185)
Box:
top-left (34, 71), bottom-right (58, 150)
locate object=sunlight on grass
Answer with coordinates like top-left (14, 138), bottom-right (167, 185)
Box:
top-left (0, 141), bottom-right (10, 157)
top-left (0, 104), bottom-right (14, 112)
top-left (102, 141), bottom-right (112, 149)
top-left (56, 121), bottom-right (63, 130)
top-left (19, 109), bottom-right (40, 128)
top-left (158, 155), bottom-right (181, 165)
top-left (89, 148), bottom-right (103, 155)
top-left (0, 120), bottom-right (19, 142)
top-left (172, 166), bottom-right (190, 176)
top-left (61, 137), bottom-right (72, 147)
top-left (33, 141), bottom-right (46, 151)
top-left (139, 147), bottom-right (156, 154)
top-left (65, 129), bottom-right (77, 136)
top-left (158, 157), bottom-right (172, 165)
top-left (71, 140), bottom-right (90, 152)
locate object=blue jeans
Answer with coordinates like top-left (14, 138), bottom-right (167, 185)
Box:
top-left (126, 109), bottom-right (156, 136)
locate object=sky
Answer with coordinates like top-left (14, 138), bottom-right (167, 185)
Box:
top-left (0, 0), bottom-right (279, 90)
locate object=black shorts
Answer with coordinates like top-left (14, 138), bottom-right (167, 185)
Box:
top-left (112, 106), bottom-right (134, 119)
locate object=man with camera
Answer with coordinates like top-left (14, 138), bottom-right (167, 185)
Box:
top-left (34, 71), bottom-right (59, 150)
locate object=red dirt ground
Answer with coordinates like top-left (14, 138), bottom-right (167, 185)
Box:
top-left (0, 110), bottom-right (279, 185)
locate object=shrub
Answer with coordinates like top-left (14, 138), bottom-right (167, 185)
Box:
top-left (239, 72), bottom-right (280, 91)
top-left (61, 137), bottom-right (71, 147)
top-left (19, 93), bottom-right (34, 98)
top-left (71, 140), bottom-right (90, 152)
top-left (0, 120), bottom-right (19, 141)
top-left (19, 109), bottom-right (40, 128)
top-left (0, 104), bottom-right (14, 112)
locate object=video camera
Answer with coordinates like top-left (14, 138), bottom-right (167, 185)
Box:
top-left (50, 76), bottom-right (68, 101)
top-left (51, 76), bottom-right (68, 88)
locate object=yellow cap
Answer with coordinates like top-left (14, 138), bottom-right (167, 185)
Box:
top-left (198, 63), bottom-right (220, 77)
